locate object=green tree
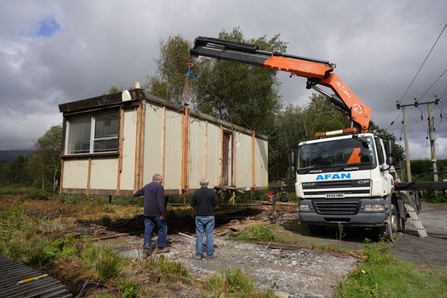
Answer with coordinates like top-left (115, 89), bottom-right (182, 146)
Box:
top-left (368, 122), bottom-right (405, 162)
top-left (28, 124), bottom-right (63, 192)
top-left (300, 93), bottom-right (350, 138)
top-left (147, 34), bottom-right (192, 104)
top-left (108, 86), bottom-right (122, 94)
top-left (194, 27), bottom-right (287, 135)
top-left (1, 155), bottom-right (31, 185)
top-left (268, 103), bottom-right (306, 181)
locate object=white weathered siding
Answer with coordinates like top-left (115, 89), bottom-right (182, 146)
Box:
top-left (60, 91), bottom-right (268, 196)
top-left (62, 160), bottom-right (89, 189)
top-left (90, 158), bottom-right (118, 191)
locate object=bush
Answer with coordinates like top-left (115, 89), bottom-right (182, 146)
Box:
top-left (81, 242), bottom-right (122, 282)
top-left (236, 225), bottom-right (276, 242)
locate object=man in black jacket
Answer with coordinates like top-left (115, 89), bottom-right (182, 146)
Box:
top-left (134, 173), bottom-right (169, 258)
top-left (190, 177), bottom-right (218, 259)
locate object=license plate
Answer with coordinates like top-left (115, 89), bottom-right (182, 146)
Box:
top-left (325, 193), bottom-right (344, 198)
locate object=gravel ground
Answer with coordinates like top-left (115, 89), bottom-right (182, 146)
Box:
top-left (167, 234), bottom-right (358, 298)
top-left (115, 228), bottom-right (359, 298)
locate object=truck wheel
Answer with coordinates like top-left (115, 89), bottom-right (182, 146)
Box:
top-left (399, 217), bottom-right (406, 232)
top-left (385, 204), bottom-right (398, 241)
top-left (308, 224), bottom-right (326, 234)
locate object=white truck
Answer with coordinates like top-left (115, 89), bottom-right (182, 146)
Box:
top-left (190, 36), bottom-right (426, 239)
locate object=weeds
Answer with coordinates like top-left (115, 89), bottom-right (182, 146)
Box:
top-left (337, 240), bottom-right (447, 297)
top-left (145, 255), bottom-right (189, 283)
top-left (80, 241), bottom-right (122, 282)
top-left (235, 225), bottom-right (276, 242)
top-left (205, 267), bottom-right (274, 298)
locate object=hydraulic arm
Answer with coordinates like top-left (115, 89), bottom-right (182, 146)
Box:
top-left (190, 36), bottom-right (372, 132)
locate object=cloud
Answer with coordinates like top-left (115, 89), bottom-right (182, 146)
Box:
top-left (0, 0), bottom-right (446, 161)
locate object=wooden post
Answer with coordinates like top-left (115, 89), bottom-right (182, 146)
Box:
top-left (134, 104), bottom-right (141, 191)
top-left (219, 126), bottom-right (223, 186)
top-left (117, 107), bottom-right (125, 195)
top-left (140, 102), bottom-right (146, 188)
top-left (232, 131), bottom-right (237, 186)
top-left (59, 159), bottom-right (64, 195)
top-left (182, 103), bottom-right (189, 204)
top-left (204, 121), bottom-right (208, 177)
top-left (251, 130), bottom-right (256, 191)
top-left (87, 157), bottom-right (92, 196)
top-left (161, 107), bottom-right (166, 180)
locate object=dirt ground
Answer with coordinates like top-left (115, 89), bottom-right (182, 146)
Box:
top-left (90, 202), bottom-right (447, 297)
top-left (4, 197), bottom-right (446, 297)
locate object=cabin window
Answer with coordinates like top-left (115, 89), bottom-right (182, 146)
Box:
top-left (66, 111), bottom-right (119, 154)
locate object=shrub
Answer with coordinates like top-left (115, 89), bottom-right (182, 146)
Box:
top-left (236, 225), bottom-right (276, 242)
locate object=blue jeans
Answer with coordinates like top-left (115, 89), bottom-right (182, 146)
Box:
top-left (195, 216), bottom-right (215, 258)
top-left (143, 217), bottom-right (167, 253)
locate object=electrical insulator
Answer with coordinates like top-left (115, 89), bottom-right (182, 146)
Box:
top-left (421, 115), bottom-right (423, 120)
top-left (396, 102), bottom-right (401, 109)
top-left (390, 121), bottom-right (394, 125)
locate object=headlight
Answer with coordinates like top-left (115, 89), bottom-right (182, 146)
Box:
top-left (364, 204), bottom-right (384, 211)
top-left (299, 204), bottom-right (311, 211)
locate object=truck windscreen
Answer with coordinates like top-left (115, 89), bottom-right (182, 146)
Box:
top-left (297, 136), bottom-right (375, 171)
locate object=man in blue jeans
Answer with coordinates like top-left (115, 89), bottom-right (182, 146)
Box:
top-left (133, 173), bottom-right (169, 259)
top-left (190, 177), bottom-right (218, 260)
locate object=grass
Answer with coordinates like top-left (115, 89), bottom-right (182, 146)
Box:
top-left (205, 267), bottom-right (275, 298)
top-left (235, 225), bottom-right (276, 242)
top-left (0, 190), bottom-right (276, 297)
top-left (336, 240), bottom-right (447, 297)
top-left (2, 188), bottom-right (447, 297)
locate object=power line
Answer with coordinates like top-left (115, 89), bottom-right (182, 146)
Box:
top-left (418, 68), bottom-right (447, 100)
top-left (398, 23), bottom-right (447, 104)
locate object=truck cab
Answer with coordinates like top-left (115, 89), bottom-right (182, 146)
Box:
top-left (296, 132), bottom-right (397, 236)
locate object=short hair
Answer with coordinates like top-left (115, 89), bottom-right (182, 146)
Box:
top-left (199, 176), bottom-right (209, 185)
top-left (153, 173), bottom-right (163, 181)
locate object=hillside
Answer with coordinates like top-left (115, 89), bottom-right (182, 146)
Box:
top-left (0, 150), bottom-right (33, 162)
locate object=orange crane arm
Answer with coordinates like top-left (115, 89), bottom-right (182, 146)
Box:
top-left (190, 37), bottom-right (372, 132)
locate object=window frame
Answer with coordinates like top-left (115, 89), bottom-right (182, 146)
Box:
top-left (64, 110), bottom-right (120, 156)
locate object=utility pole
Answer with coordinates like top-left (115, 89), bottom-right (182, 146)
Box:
top-left (427, 100), bottom-right (438, 181)
top-left (402, 106), bottom-right (411, 182)
top-left (396, 95), bottom-right (440, 182)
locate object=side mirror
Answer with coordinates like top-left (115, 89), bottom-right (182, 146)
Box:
top-left (386, 156), bottom-right (396, 166)
top-left (385, 139), bottom-right (395, 156)
top-left (289, 151), bottom-right (296, 173)
top-left (383, 138), bottom-right (396, 167)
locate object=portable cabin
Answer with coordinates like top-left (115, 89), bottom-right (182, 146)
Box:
top-left (58, 88), bottom-right (268, 197)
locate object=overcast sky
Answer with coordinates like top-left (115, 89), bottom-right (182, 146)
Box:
top-left (1, 0), bottom-right (446, 160)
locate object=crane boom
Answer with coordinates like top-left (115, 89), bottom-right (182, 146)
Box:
top-left (190, 36), bottom-right (372, 132)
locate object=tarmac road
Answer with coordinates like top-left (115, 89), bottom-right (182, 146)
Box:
top-left (390, 205), bottom-right (447, 267)
top-left (279, 202), bottom-right (447, 267)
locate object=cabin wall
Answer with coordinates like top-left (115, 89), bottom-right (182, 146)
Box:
top-left (60, 93), bottom-right (268, 196)
top-left (62, 160), bottom-right (89, 190)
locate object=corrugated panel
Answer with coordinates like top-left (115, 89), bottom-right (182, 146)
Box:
top-left (0, 255), bottom-right (72, 298)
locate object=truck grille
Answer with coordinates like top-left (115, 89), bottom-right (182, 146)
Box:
top-left (313, 199), bottom-right (360, 215)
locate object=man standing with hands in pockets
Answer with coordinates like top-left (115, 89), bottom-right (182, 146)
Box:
top-left (190, 177), bottom-right (218, 260)
top-left (134, 173), bottom-right (169, 259)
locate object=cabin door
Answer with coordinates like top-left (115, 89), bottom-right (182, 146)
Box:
top-left (222, 132), bottom-right (233, 186)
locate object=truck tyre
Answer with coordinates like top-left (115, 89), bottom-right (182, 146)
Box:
top-left (385, 204), bottom-right (398, 241)
top-left (308, 224), bottom-right (326, 234)
top-left (399, 217), bottom-right (406, 232)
